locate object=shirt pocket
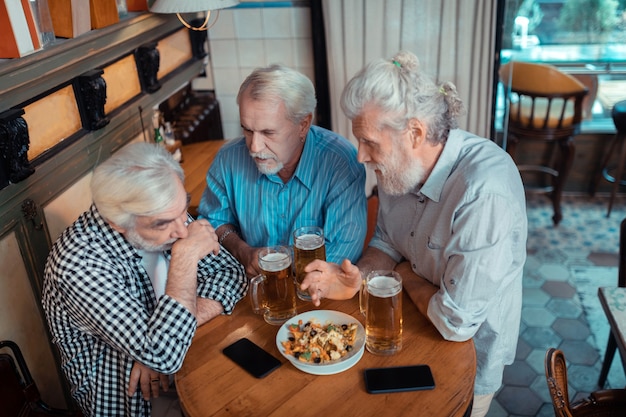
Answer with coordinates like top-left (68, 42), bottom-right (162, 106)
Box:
top-left (427, 234), bottom-right (443, 250)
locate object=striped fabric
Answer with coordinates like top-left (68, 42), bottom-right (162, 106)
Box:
top-left (199, 125), bottom-right (367, 263)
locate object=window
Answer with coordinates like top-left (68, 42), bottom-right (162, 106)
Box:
top-left (496, 0), bottom-right (626, 133)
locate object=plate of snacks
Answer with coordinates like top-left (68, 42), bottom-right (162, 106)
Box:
top-left (276, 310), bottom-right (365, 375)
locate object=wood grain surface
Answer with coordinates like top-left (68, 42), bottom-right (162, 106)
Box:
top-left (176, 292), bottom-right (476, 417)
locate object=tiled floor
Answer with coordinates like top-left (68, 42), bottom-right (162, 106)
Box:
top-left (488, 193), bottom-right (626, 416)
top-left (154, 193), bottom-right (626, 417)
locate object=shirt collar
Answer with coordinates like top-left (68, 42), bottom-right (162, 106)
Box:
top-left (87, 204), bottom-right (142, 261)
top-left (291, 128), bottom-right (316, 190)
top-left (258, 127), bottom-right (316, 190)
top-left (418, 129), bottom-right (463, 203)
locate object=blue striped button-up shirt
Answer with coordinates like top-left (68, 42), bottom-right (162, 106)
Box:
top-left (198, 125), bottom-right (367, 263)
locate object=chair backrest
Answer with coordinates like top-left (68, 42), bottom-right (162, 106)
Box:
top-left (0, 340), bottom-right (39, 417)
top-left (571, 74), bottom-right (598, 120)
top-left (545, 347), bottom-right (575, 417)
top-left (546, 347), bottom-right (626, 417)
top-left (499, 61), bottom-right (588, 140)
top-left (0, 340), bottom-right (82, 417)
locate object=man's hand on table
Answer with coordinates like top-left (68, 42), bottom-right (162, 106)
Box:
top-left (301, 259), bottom-right (362, 306)
top-left (128, 362), bottom-right (169, 400)
top-left (216, 225), bottom-right (261, 277)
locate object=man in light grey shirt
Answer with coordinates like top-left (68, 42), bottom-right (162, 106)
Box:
top-left (301, 51), bottom-right (527, 417)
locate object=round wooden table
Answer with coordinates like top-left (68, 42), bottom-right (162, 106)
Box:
top-left (175, 291), bottom-right (475, 416)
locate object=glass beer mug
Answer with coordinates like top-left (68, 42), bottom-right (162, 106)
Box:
top-left (360, 270), bottom-right (403, 355)
top-left (293, 226), bottom-right (326, 301)
top-left (249, 246), bottom-right (298, 325)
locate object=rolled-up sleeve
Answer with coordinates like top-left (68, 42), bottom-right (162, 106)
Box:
top-left (146, 295), bottom-right (197, 373)
top-left (426, 194), bottom-right (525, 342)
top-left (195, 246), bottom-right (247, 314)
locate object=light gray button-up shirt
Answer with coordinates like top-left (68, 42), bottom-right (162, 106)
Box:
top-left (370, 129), bottom-right (527, 395)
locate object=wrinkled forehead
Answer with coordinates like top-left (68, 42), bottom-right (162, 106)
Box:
top-left (351, 104), bottom-right (394, 134)
top-left (351, 114), bottom-right (380, 137)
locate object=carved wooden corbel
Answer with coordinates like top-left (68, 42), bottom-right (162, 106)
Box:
top-left (135, 42), bottom-right (161, 93)
top-left (188, 19), bottom-right (208, 60)
top-left (75, 69), bottom-right (110, 131)
top-left (0, 108), bottom-right (35, 189)
top-left (21, 198), bottom-right (43, 230)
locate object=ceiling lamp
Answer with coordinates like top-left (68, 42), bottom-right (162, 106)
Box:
top-left (148, 0), bottom-right (240, 31)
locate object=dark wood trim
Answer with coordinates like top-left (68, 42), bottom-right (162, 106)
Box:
top-left (310, 0), bottom-right (331, 130)
top-left (492, 0), bottom-right (506, 142)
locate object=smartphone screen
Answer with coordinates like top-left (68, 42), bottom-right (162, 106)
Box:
top-left (222, 338), bottom-right (282, 378)
top-left (364, 365), bottom-right (435, 394)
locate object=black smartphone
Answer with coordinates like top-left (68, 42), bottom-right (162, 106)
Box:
top-left (364, 365), bottom-right (435, 394)
top-left (222, 337), bottom-right (282, 378)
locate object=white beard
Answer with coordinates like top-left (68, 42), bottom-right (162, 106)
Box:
top-left (250, 152), bottom-right (283, 175)
top-left (367, 152), bottom-right (425, 196)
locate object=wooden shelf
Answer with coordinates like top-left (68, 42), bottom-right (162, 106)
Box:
top-left (0, 12), bottom-right (183, 114)
top-left (0, 11), bottom-right (205, 234)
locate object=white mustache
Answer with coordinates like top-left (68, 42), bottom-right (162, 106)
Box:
top-left (365, 162), bottom-right (384, 173)
top-left (250, 152), bottom-right (277, 161)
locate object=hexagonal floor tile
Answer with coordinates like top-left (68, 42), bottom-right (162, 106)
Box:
top-left (551, 317), bottom-right (590, 340)
top-left (496, 386), bottom-right (543, 416)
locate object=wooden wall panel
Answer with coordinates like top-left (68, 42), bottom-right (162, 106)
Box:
top-left (44, 172), bottom-right (92, 241)
top-left (157, 29), bottom-right (193, 79)
top-left (102, 54), bottom-right (142, 114)
top-left (23, 85), bottom-right (82, 160)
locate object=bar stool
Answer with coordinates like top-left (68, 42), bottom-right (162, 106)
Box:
top-left (499, 61), bottom-right (588, 226)
top-left (590, 100), bottom-right (626, 217)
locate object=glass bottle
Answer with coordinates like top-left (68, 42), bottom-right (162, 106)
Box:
top-left (152, 110), bottom-right (164, 146)
top-left (163, 122), bottom-right (175, 146)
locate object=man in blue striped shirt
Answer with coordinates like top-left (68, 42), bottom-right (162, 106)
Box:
top-left (198, 65), bottom-right (367, 277)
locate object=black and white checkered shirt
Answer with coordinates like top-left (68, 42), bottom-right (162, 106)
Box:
top-left (42, 205), bottom-right (247, 416)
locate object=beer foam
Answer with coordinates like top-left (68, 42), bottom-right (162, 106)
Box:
top-left (260, 252), bottom-right (291, 271)
top-left (295, 233), bottom-right (324, 250)
top-left (368, 276), bottom-right (401, 298)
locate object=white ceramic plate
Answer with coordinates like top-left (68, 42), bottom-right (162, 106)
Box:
top-left (276, 310), bottom-right (365, 375)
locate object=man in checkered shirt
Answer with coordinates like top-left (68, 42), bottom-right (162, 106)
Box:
top-left (42, 142), bottom-right (248, 416)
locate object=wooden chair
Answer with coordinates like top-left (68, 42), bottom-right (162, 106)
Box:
top-left (499, 61), bottom-right (588, 225)
top-left (597, 218), bottom-right (626, 387)
top-left (545, 347), bottom-right (626, 417)
top-left (0, 340), bottom-right (82, 417)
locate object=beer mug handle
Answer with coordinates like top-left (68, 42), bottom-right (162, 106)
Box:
top-left (359, 277), bottom-right (367, 316)
top-left (249, 274), bottom-right (266, 315)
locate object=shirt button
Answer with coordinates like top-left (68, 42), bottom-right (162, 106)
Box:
top-left (412, 263), bottom-right (416, 269)
top-left (410, 231), bottom-right (414, 237)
